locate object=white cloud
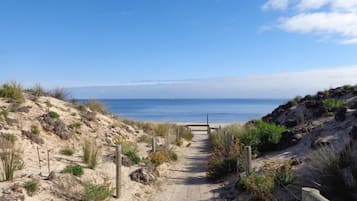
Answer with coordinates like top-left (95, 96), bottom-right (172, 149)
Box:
top-left (263, 0), bottom-right (357, 44)
top-left (262, 0), bottom-right (290, 11)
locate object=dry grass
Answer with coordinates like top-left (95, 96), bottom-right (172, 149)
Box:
top-left (0, 81), bottom-right (24, 103)
top-left (86, 100), bottom-right (107, 114)
top-left (83, 139), bottom-right (100, 169)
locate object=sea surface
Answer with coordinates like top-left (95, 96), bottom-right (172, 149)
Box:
top-left (82, 99), bottom-right (286, 123)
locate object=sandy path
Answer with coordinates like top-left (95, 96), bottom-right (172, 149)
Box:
top-left (150, 128), bottom-right (225, 201)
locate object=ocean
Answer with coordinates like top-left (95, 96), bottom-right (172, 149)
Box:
top-left (83, 99), bottom-right (286, 123)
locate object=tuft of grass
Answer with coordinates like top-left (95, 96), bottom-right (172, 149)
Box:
top-left (48, 111), bottom-right (60, 119)
top-left (168, 149), bottom-right (178, 161)
top-left (137, 135), bottom-right (152, 144)
top-left (116, 140), bottom-right (141, 164)
top-left (239, 120), bottom-right (286, 154)
top-left (322, 98), bottom-right (344, 112)
top-left (62, 164), bottom-right (84, 177)
top-left (60, 147), bottom-right (75, 156)
top-left (30, 125), bottom-right (40, 135)
top-left (49, 87), bottom-right (68, 100)
top-left (238, 173), bottom-right (275, 201)
top-left (0, 81), bottom-right (24, 103)
top-left (0, 133), bottom-right (17, 143)
top-left (23, 179), bottom-right (39, 196)
top-left (155, 123), bottom-right (171, 137)
top-left (207, 155), bottom-right (239, 180)
top-left (30, 84), bottom-right (46, 97)
top-left (149, 150), bottom-right (169, 166)
top-left (82, 140), bottom-right (100, 169)
top-left (0, 139), bottom-right (22, 181)
top-left (83, 181), bottom-right (112, 201)
top-left (275, 160), bottom-right (295, 186)
top-left (86, 100), bottom-right (107, 114)
top-left (126, 150), bottom-right (141, 164)
top-left (68, 122), bottom-right (81, 130)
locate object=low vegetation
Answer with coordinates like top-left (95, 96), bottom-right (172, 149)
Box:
top-left (116, 140), bottom-right (141, 164)
top-left (23, 179), bottom-right (39, 196)
top-left (86, 99), bottom-right (107, 114)
top-left (83, 181), bottom-right (112, 201)
top-left (60, 147), bottom-right (75, 156)
top-left (238, 173), bottom-right (275, 201)
top-left (322, 98), bottom-right (344, 112)
top-left (0, 133), bottom-right (17, 143)
top-left (0, 81), bottom-right (24, 103)
top-left (30, 125), bottom-right (40, 135)
top-left (49, 87), bottom-right (68, 100)
top-left (83, 140), bottom-right (100, 169)
top-left (68, 122), bottom-right (81, 130)
top-left (62, 164), bottom-right (84, 177)
top-left (0, 137), bottom-right (23, 181)
top-left (48, 111), bottom-right (60, 119)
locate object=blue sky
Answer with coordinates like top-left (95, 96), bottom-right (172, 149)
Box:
top-left (1, 0), bottom-right (357, 98)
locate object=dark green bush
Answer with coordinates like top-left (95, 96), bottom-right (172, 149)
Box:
top-left (62, 164), bottom-right (84, 177)
top-left (240, 120), bottom-right (286, 154)
top-left (0, 81), bottom-right (24, 103)
top-left (126, 150), bottom-right (141, 164)
top-left (60, 147), bottom-right (75, 156)
top-left (30, 125), bottom-right (40, 135)
top-left (48, 111), bottom-right (60, 119)
top-left (207, 155), bottom-right (238, 180)
top-left (68, 122), bottom-right (81, 130)
top-left (322, 98), bottom-right (344, 112)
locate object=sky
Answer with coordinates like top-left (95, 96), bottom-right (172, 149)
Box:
top-left (1, 0), bottom-right (357, 98)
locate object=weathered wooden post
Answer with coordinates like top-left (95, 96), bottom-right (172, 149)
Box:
top-left (47, 150), bottom-right (50, 174)
top-left (165, 132), bottom-right (170, 152)
top-left (152, 137), bottom-right (156, 152)
top-left (115, 145), bottom-right (122, 198)
top-left (244, 146), bottom-right (252, 176)
top-left (36, 146), bottom-right (42, 172)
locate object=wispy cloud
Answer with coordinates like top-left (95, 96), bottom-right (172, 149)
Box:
top-left (69, 66), bottom-right (357, 99)
top-left (262, 0), bottom-right (357, 44)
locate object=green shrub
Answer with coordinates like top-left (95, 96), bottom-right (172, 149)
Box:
top-left (68, 122), bottom-right (81, 130)
top-left (23, 179), bottom-right (39, 196)
top-left (322, 98), bottom-right (344, 112)
top-left (82, 140), bottom-right (100, 169)
top-left (238, 173), bottom-right (275, 200)
top-left (240, 120), bottom-right (286, 154)
top-left (181, 129), bottom-right (193, 141)
top-left (207, 155), bottom-right (238, 180)
top-left (0, 140), bottom-right (22, 181)
top-left (62, 164), bottom-right (84, 177)
top-left (275, 160), bottom-right (295, 186)
top-left (168, 149), bottom-right (178, 161)
top-left (118, 140), bottom-right (141, 164)
top-left (155, 123), bottom-right (171, 137)
top-left (126, 150), bottom-right (141, 164)
top-left (30, 125), bottom-right (40, 135)
top-left (86, 100), bottom-right (106, 114)
top-left (83, 181), bottom-right (112, 201)
top-left (149, 150), bottom-right (169, 166)
top-left (60, 147), bottom-right (75, 156)
top-left (48, 111), bottom-right (60, 119)
top-left (0, 133), bottom-right (17, 143)
top-left (0, 81), bottom-right (24, 103)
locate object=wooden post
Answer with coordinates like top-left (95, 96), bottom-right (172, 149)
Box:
top-left (165, 132), bottom-right (170, 152)
top-left (302, 187), bottom-right (329, 201)
top-left (116, 145), bottom-right (122, 198)
top-left (152, 137), bottom-right (156, 152)
top-left (36, 146), bottom-right (41, 171)
top-left (47, 150), bottom-right (50, 174)
top-left (244, 146), bottom-right (252, 176)
top-left (206, 113), bottom-right (209, 125)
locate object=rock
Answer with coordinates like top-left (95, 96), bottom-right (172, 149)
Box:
top-left (16, 106), bottom-right (31, 113)
top-left (311, 137), bottom-right (331, 149)
top-left (129, 168), bottom-right (156, 185)
top-left (291, 157), bottom-right (303, 166)
top-left (340, 167), bottom-right (356, 189)
top-left (82, 111), bottom-right (96, 121)
top-left (38, 114), bottom-right (72, 140)
top-left (349, 101), bottom-right (357, 109)
top-left (122, 155), bottom-right (134, 167)
top-left (21, 130), bottom-right (44, 144)
top-left (283, 119), bottom-right (298, 128)
top-left (278, 131), bottom-right (302, 149)
top-left (349, 125), bottom-right (357, 140)
top-left (335, 107), bottom-right (347, 122)
top-left (353, 110), bottom-right (357, 118)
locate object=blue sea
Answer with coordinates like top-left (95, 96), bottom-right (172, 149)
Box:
top-left (84, 99), bottom-right (285, 123)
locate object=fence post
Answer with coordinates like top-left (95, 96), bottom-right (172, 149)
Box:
top-left (302, 187), bottom-right (329, 201)
top-left (47, 150), bottom-right (50, 174)
top-left (152, 137), bottom-right (156, 152)
top-left (36, 146), bottom-right (42, 173)
top-left (116, 145), bottom-right (122, 198)
top-left (244, 146), bottom-right (252, 176)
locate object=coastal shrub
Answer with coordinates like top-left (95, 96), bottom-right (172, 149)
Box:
top-left (82, 140), bottom-right (100, 169)
top-left (149, 150), bottom-right (169, 166)
top-left (23, 179), bottom-right (39, 196)
top-left (30, 84), bottom-right (46, 98)
top-left (30, 125), bottom-right (40, 135)
top-left (48, 111), bottom-right (60, 119)
top-left (0, 133), bottom-right (17, 143)
top-left (207, 155), bottom-right (238, 180)
top-left (168, 149), bottom-right (178, 161)
top-left (86, 99), bottom-right (106, 114)
top-left (0, 81), bottom-right (24, 103)
top-left (49, 87), bottom-right (68, 100)
top-left (155, 123), bottom-right (171, 137)
top-left (83, 181), bottom-right (112, 201)
top-left (308, 144), bottom-right (357, 200)
top-left (181, 128), bottom-right (193, 141)
top-left (117, 140), bottom-right (141, 164)
top-left (240, 120), bottom-right (286, 154)
top-left (0, 109), bottom-right (10, 125)
top-left (0, 139), bottom-right (22, 181)
top-left (322, 98), bottom-right (344, 112)
top-left (68, 122), bottom-right (81, 130)
top-left (238, 173), bottom-right (275, 201)
top-left (274, 160), bottom-right (295, 186)
top-left (60, 147), bottom-right (75, 156)
top-left (62, 164), bottom-right (84, 177)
